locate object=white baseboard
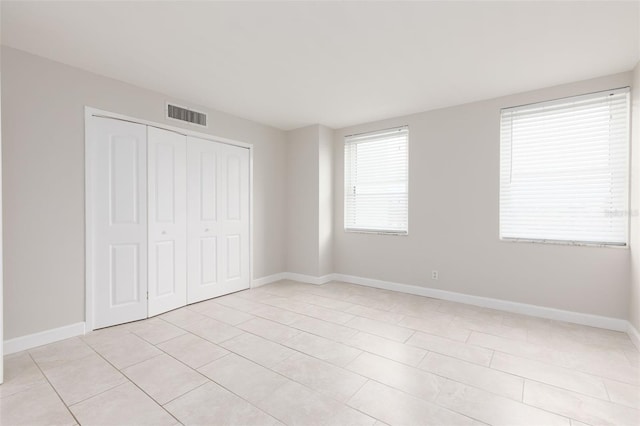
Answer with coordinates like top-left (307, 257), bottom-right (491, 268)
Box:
top-left (627, 321), bottom-right (640, 351)
top-left (4, 322), bottom-right (86, 355)
top-left (253, 272), bottom-right (333, 287)
top-left (252, 272), bottom-right (289, 288)
top-left (251, 272), bottom-right (333, 288)
top-left (282, 272), bottom-right (333, 285)
top-left (330, 273), bottom-right (629, 332)
top-left (6, 274), bottom-right (635, 355)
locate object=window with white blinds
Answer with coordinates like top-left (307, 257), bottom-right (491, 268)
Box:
top-left (344, 126), bottom-right (409, 234)
top-left (500, 87), bottom-right (630, 246)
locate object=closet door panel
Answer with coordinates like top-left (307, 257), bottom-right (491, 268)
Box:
top-left (187, 137), bottom-right (249, 303)
top-left (219, 145), bottom-right (250, 289)
top-left (187, 137), bottom-right (220, 303)
top-left (89, 117), bottom-right (148, 329)
top-left (148, 127), bottom-right (187, 316)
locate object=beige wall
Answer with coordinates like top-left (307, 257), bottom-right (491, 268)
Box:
top-left (333, 72), bottom-right (633, 319)
top-left (285, 124), bottom-right (334, 277)
top-left (630, 61), bottom-right (640, 332)
top-left (286, 125), bottom-right (320, 275)
top-left (318, 125), bottom-right (334, 276)
top-left (1, 47), bottom-right (287, 339)
top-left (2, 45), bottom-right (637, 342)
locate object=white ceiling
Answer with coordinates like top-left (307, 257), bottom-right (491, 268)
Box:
top-left (1, 1), bottom-right (639, 130)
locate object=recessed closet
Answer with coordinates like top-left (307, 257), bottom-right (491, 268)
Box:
top-left (86, 113), bottom-right (250, 329)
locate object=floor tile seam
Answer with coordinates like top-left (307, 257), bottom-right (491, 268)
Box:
top-left (420, 373), bottom-right (579, 423)
top-left (280, 329), bottom-right (435, 369)
top-left (402, 329), bottom-right (417, 344)
top-left (197, 356), bottom-right (348, 426)
top-left (119, 344), bottom-right (214, 387)
top-left (270, 352), bottom-right (372, 395)
top-left (259, 289), bottom-right (408, 323)
top-left (342, 343), bottom-right (426, 368)
top-left (288, 293), bottom-right (359, 312)
top-left (404, 328), bottom-right (492, 348)
top-left (80, 330), bottom-right (136, 349)
top-left (192, 378), bottom-right (284, 426)
top-left (152, 329), bottom-right (199, 351)
top-left (88, 341), bottom-right (189, 425)
top-left (346, 313), bottom-right (419, 331)
top-left (180, 324), bottom-right (246, 346)
top-left (262, 300), bottom-right (358, 326)
top-left (194, 308), bottom-right (257, 328)
top-left (519, 378), bottom-right (624, 425)
top-left (465, 330), bottom-right (585, 356)
top-left (344, 376), bottom-right (483, 426)
top-left (343, 351), bottom-right (503, 408)
top-left (249, 312), bottom-right (299, 326)
top-left (129, 329), bottom-right (189, 347)
top-left (461, 331), bottom-right (639, 374)
top-left (0, 376), bottom-right (49, 400)
top-left (199, 347), bottom-right (299, 389)
top-left (485, 348), bottom-right (639, 393)
top-left (277, 333), bottom-right (364, 367)
top-left (27, 352), bottom-right (82, 425)
top-left (522, 378), bottom-right (640, 415)
top-left (118, 352), bottom-right (167, 372)
top-left (218, 328), bottom-right (304, 358)
top-left (352, 369), bottom-right (577, 426)
top-left (31, 341), bottom-right (130, 406)
top-left (406, 363), bottom-right (527, 403)
top-left (216, 335), bottom-right (374, 394)
top-left (235, 319), bottom-right (304, 342)
top-left (488, 355), bottom-right (613, 393)
top-left (602, 378), bottom-right (614, 403)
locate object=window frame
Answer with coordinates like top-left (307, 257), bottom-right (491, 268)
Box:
top-left (344, 126), bottom-right (410, 235)
top-left (498, 87), bottom-right (631, 247)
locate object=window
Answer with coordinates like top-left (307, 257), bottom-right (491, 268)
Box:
top-left (500, 88), bottom-right (630, 246)
top-left (344, 126), bottom-right (409, 234)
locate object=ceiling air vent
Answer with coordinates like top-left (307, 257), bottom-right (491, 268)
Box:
top-left (167, 103), bottom-right (208, 127)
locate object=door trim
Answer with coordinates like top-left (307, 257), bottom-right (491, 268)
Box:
top-left (84, 106), bottom-right (254, 332)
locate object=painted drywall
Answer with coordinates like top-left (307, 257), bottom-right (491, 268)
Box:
top-left (333, 72), bottom-right (633, 319)
top-left (630, 61), bottom-right (640, 332)
top-left (285, 124), bottom-right (334, 277)
top-left (318, 125), bottom-right (334, 276)
top-left (0, 39), bottom-right (4, 383)
top-left (286, 125), bottom-right (320, 276)
top-left (1, 47), bottom-right (287, 340)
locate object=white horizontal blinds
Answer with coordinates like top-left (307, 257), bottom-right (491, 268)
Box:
top-left (345, 126), bottom-right (408, 233)
top-left (500, 88), bottom-right (630, 245)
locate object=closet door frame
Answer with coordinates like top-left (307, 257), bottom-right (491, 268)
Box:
top-left (84, 106), bottom-right (253, 332)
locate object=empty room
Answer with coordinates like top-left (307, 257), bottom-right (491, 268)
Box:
top-left (0, 1), bottom-right (639, 425)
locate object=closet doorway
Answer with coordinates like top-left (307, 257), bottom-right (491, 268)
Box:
top-left (85, 108), bottom-right (252, 330)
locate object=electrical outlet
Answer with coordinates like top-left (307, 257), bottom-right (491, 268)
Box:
top-left (431, 270), bottom-right (439, 280)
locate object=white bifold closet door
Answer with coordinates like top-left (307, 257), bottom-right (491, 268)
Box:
top-left (89, 118), bottom-right (148, 329)
top-left (187, 136), bottom-right (250, 303)
top-left (147, 127), bottom-right (187, 316)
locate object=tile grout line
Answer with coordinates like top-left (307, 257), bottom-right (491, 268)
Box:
top-left (519, 379), bottom-right (594, 426)
top-left (84, 342), bottom-right (183, 425)
top-left (35, 339), bottom-right (131, 407)
top-left (195, 352), bottom-right (348, 425)
top-left (14, 281), bottom-right (637, 426)
top-left (456, 337), bottom-right (640, 387)
top-left (27, 352), bottom-right (82, 425)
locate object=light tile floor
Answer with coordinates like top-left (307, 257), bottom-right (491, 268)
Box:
top-left (2, 280), bottom-right (639, 426)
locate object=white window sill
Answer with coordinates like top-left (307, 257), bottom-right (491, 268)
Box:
top-left (345, 229), bottom-right (408, 236)
top-left (500, 237), bottom-right (628, 249)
